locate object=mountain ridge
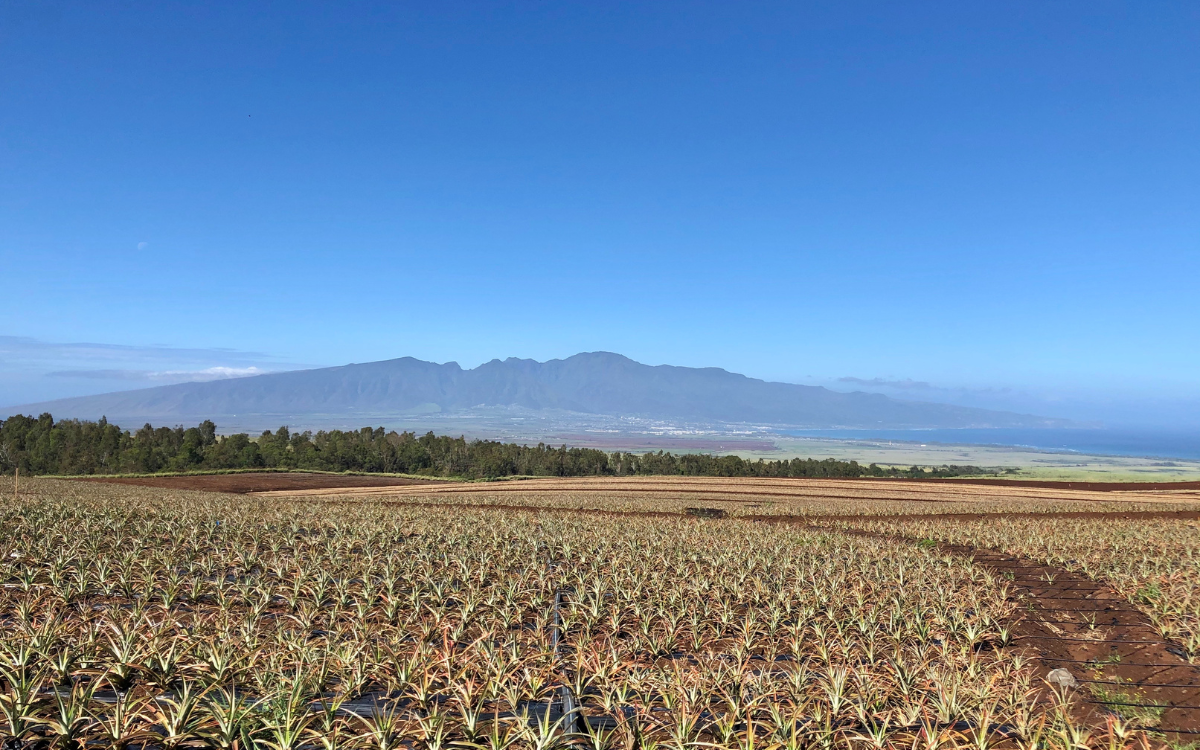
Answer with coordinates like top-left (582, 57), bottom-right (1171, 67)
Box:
top-left (3, 352), bottom-right (1069, 429)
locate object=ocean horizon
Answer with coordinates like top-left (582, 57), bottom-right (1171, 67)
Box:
top-left (778, 428), bottom-right (1200, 462)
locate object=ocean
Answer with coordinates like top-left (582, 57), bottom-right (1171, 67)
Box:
top-left (778, 428), bottom-right (1200, 461)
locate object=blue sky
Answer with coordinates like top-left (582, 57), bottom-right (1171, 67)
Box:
top-left (2, 2), bottom-right (1198, 426)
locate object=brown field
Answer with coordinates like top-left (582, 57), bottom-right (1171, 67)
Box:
top-left (7, 474), bottom-right (1200, 747)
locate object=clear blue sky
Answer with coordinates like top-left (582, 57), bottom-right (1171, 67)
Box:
top-left (2, 2), bottom-right (1198, 425)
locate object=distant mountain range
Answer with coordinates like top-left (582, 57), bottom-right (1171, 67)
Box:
top-left (3, 352), bottom-right (1068, 430)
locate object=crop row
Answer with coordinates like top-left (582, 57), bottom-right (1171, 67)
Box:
top-left (841, 515), bottom-right (1200, 661)
top-left (0, 480), bottom-right (1153, 748)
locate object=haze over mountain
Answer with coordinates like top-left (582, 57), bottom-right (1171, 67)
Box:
top-left (4, 352), bottom-right (1067, 431)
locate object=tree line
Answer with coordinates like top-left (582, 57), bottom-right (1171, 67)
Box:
top-left (0, 413), bottom-right (986, 480)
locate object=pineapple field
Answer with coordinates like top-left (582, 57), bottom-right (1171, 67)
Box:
top-left (1, 475), bottom-right (1198, 748)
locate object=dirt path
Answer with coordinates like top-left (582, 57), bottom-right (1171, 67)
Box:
top-left (943, 541), bottom-right (1200, 735)
top-left (757, 516), bottom-right (1200, 736)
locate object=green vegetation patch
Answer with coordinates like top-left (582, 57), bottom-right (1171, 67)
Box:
top-left (0, 413), bottom-right (987, 481)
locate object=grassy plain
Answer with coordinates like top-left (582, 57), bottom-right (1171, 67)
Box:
top-left (761, 437), bottom-right (1200, 482)
top-left (2, 475), bottom-right (1200, 748)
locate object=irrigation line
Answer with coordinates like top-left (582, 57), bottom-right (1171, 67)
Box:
top-left (1142, 727), bottom-right (1200, 736)
top-left (996, 573), bottom-right (1102, 578)
top-left (1033, 620), bottom-right (1149, 626)
top-left (1039, 657), bottom-right (1200, 668)
top-left (1020, 595), bottom-right (1130, 601)
top-left (545, 550), bottom-right (585, 737)
top-left (1031, 608), bottom-right (1152, 613)
top-left (1013, 635), bottom-right (1182, 645)
top-left (1084, 699), bottom-right (1200, 710)
top-left (1003, 580), bottom-right (1108, 587)
top-left (1000, 576), bottom-right (1103, 581)
top-left (1079, 678), bottom-right (1200, 689)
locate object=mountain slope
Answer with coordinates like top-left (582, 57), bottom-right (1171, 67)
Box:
top-left (3, 352), bottom-right (1065, 429)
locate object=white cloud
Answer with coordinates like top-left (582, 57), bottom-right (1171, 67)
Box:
top-left (0, 335), bottom-right (305, 405)
top-left (163, 366), bottom-right (262, 381)
top-left (47, 366), bottom-right (266, 383)
top-left (0, 335), bottom-right (279, 369)
top-left (838, 376), bottom-right (934, 390)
